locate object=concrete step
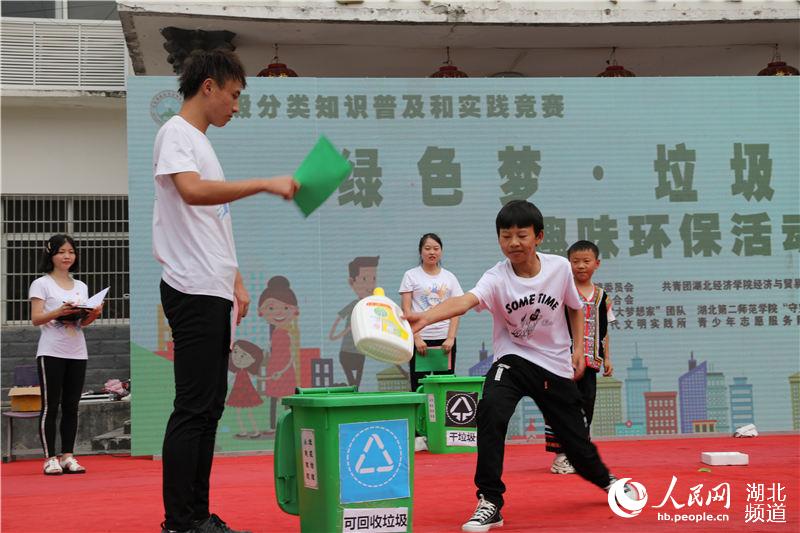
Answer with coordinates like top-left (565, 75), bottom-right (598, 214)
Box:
top-left (2, 400), bottom-right (131, 460)
top-left (91, 427), bottom-right (131, 452)
top-left (123, 419), bottom-right (131, 435)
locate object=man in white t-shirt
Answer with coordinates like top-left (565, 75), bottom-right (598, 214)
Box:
top-left (405, 201), bottom-right (637, 533)
top-left (153, 50), bottom-right (299, 533)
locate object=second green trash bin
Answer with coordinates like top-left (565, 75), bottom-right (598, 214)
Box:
top-left (417, 375), bottom-right (485, 454)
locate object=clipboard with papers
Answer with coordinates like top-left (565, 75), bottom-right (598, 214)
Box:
top-left (75, 287), bottom-right (110, 309)
top-left (58, 287), bottom-right (109, 323)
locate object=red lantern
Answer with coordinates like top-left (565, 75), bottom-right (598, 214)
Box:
top-left (430, 47), bottom-right (468, 78)
top-left (758, 45), bottom-right (798, 76)
top-left (257, 44), bottom-right (298, 77)
top-left (597, 47), bottom-right (635, 77)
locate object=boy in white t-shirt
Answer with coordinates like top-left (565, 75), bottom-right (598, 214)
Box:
top-left (153, 50), bottom-right (299, 533)
top-left (405, 200), bottom-right (636, 533)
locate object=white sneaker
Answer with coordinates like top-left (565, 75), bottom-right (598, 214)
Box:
top-left (414, 436), bottom-right (428, 452)
top-left (43, 457), bottom-right (63, 475)
top-left (59, 456), bottom-right (86, 474)
top-left (462, 494), bottom-right (504, 532)
top-left (550, 454), bottom-right (576, 474)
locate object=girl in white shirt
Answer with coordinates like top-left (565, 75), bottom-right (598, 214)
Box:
top-left (399, 233), bottom-right (464, 392)
top-left (29, 235), bottom-right (102, 475)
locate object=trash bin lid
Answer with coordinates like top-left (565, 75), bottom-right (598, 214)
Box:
top-left (282, 391), bottom-right (425, 407)
top-left (418, 375), bottom-right (485, 385)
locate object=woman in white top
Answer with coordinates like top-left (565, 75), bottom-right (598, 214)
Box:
top-left (29, 235), bottom-right (103, 475)
top-left (399, 233), bottom-right (464, 392)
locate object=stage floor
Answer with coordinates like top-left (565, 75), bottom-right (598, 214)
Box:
top-left (2, 434), bottom-right (797, 532)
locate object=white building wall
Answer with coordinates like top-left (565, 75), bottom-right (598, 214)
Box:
top-left (1, 99), bottom-right (127, 195)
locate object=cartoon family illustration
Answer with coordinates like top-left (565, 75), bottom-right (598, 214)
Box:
top-left (224, 256), bottom-right (388, 439)
top-left (226, 275), bottom-right (300, 438)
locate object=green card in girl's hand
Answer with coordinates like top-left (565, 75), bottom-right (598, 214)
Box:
top-left (292, 135), bottom-right (353, 217)
top-left (414, 347), bottom-right (451, 372)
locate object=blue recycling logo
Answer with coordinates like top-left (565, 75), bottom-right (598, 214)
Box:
top-left (339, 419), bottom-right (409, 503)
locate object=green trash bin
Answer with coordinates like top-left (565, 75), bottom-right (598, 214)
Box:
top-left (274, 386), bottom-right (425, 533)
top-left (416, 375), bottom-right (485, 454)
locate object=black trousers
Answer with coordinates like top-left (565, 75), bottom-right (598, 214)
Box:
top-left (37, 356), bottom-right (87, 457)
top-left (545, 370), bottom-right (597, 453)
top-left (475, 355), bottom-right (611, 509)
top-left (409, 338), bottom-right (457, 392)
top-left (160, 281), bottom-right (232, 531)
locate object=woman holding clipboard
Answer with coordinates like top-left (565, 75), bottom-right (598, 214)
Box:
top-left (29, 234), bottom-right (103, 475)
top-left (399, 233), bottom-right (463, 392)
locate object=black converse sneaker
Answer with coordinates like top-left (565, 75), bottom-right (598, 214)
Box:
top-left (462, 494), bottom-right (504, 532)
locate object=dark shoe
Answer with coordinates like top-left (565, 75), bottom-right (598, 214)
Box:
top-left (462, 494), bottom-right (503, 532)
top-left (160, 521), bottom-right (197, 533)
top-left (194, 514), bottom-right (251, 533)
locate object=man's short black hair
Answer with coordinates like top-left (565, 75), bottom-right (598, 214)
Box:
top-left (495, 200), bottom-right (544, 235)
top-left (568, 240), bottom-right (600, 259)
top-left (178, 49), bottom-right (247, 99)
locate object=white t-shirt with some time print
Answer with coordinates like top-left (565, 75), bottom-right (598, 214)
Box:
top-left (469, 253), bottom-right (582, 378)
top-left (399, 266), bottom-right (464, 340)
top-left (152, 115), bottom-right (238, 301)
top-left (29, 275), bottom-right (89, 359)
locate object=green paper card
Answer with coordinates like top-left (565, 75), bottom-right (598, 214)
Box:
top-left (414, 347), bottom-right (450, 372)
top-left (293, 135), bottom-right (353, 217)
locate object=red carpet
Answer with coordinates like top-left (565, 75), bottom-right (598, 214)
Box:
top-left (2, 434), bottom-right (798, 532)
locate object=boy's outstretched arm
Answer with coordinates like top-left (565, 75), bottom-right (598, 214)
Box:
top-left (405, 293), bottom-right (478, 334)
top-left (566, 306), bottom-right (586, 381)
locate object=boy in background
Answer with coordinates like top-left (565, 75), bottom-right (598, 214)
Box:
top-left (546, 240), bottom-right (616, 475)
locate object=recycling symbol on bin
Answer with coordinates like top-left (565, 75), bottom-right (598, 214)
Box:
top-left (354, 432), bottom-right (394, 474)
top-left (344, 423), bottom-right (404, 488)
top-left (445, 391), bottom-right (478, 427)
top-left (339, 419), bottom-right (410, 504)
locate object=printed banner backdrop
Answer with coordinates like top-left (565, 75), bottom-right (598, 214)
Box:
top-left (128, 77), bottom-right (799, 456)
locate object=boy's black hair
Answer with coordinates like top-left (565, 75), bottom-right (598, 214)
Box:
top-left (39, 234), bottom-right (79, 273)
top-left (178, 49), bottom-right (247, 99)
top-left (495, 200), bottom-right (544, 235)
top-left (567, 240), bottom-right (600, 259)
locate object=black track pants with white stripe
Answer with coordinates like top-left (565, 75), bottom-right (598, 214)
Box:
top-left (474, 354), bottom-right (611, 509)
top-left (37, 356), bottom-right (87, 457)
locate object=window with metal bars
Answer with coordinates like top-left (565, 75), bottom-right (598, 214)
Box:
top-left (1, 195), bottom-right (129, 324)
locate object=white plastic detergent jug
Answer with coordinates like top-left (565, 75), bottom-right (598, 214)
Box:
top-left (350, 287), bottom-right (414, 364)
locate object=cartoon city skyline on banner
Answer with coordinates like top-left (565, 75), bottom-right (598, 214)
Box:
top-left (490, 344), bottom-right (800, 441)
